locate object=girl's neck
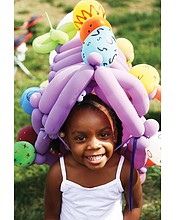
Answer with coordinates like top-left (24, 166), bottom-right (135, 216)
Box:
top-left (64, 153), bottom-right (120, 188)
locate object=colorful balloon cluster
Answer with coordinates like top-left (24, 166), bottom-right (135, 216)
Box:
top-left (15, 0), bottom-right (161, 183)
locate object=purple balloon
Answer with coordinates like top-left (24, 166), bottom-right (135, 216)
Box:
top-left (94, 66), bottom-right (145, 137)
top-left (31, 109), bottom-right (43, 134)
top-left (39, 65), bottom-right (79, 114)
top-left (45, 64), bottom-right (94, 135)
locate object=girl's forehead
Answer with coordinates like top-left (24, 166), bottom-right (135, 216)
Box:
top-left (68, 107), bottom-right (114, 131)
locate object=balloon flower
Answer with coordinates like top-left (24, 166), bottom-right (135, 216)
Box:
top-left (33, 12), bottom-right (77, 54)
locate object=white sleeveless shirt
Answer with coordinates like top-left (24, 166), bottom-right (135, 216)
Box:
top-left (59, 155), bottom-right (125, 220)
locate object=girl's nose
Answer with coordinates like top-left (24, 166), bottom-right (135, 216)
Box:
top-left (86, 137), bottom-right (102, 150)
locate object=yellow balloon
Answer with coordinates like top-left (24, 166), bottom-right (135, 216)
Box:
top-left (73, 0), bottom-right (106, 30)
top-left (129, 64), bottom-right (160, 95)
top-left (39, 80), bottom-right (49, 88)
top-left (116, 38), bottom-right (134, 63)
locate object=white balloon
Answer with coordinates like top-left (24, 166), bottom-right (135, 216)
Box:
top-left (146, 131), bottom-right (161, 166)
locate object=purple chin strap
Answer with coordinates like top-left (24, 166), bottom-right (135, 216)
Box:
top-left (129, 137), bottom-right (137, 211)
top-left (114, 137), bottom-right (137, 211)
top-left (57, 134), bottom-right (71, 151)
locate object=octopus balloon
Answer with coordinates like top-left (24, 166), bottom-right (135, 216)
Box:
top-left (16, 7), bottom-right (160, 175)
top-left (28, 35), bottom-right (159, 168)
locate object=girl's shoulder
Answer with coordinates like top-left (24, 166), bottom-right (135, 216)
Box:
top-left (120, 155), bottom-right (138, 188)
top-left (46, 158), bottom-right (63, 184)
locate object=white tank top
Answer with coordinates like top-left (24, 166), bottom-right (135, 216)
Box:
top-left (59, 155), bottom-right (124, 220)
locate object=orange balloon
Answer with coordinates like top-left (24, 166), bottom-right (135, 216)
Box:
top-left (80, 16), bottom-right (111, 42)
top-left (154, 84), bottom-right (161, 101)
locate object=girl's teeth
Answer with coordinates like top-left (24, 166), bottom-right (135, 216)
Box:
top-left (87, 155), bottom-right (103, 161)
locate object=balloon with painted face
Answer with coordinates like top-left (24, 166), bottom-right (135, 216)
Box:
top-left (73, 0), bottom-right (106, 30)
top-left (81, 17), bottom-right (118, 67)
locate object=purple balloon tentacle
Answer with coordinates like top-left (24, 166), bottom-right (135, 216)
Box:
top-left (34, 153), bottom-right (46, 165)
top-left (35, 130), bottom-right (52, 154)
top-left (45, 65), bottom-right (95, 135)
top-left (117, 48), bottom-right (127, 61)
top-left (116, 54), bottom-right (131, 71)
top-left (111, 68), bottom-right (150, 116)
top-left (52, 52), bottom-right (83, 72)
top-left (31, 109), bottom-right (43, 134)
top-left (94, 66), bottom-right (144, 137)
top-left (57, 36), bottom-right (82, 53)
top-left (110, 59), bottom-right (127, 71)
top-left (54, 45), bottom-right (82, 63)
top-left (121, 124), bottom-right (131, 144)
top-left (111, 53), bottom-right (130, 71)
top-left (39, 65), bottom-right (80, 114)
top-left (93, 86), bottom-right (111, 107)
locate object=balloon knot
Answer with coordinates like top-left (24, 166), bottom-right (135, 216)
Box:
top-left (87, 52), bottom-right (103, 67)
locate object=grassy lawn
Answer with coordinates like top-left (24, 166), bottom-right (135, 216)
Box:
top-left (14, 0), bottom-right (161, 219)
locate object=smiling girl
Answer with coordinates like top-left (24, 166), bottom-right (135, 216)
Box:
top-left (44, 94), bottom-right (142, 220)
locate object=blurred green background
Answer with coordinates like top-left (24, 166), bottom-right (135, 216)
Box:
top-left (14, 0), bottom-right (161, 219)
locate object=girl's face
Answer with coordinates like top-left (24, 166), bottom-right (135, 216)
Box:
top-left (64, 107), bottom-right (116, 170)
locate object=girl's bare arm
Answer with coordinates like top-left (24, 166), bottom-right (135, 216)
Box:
top-left (122, 161), bottom-right (142, 220)
top-left (44, 161), bottom-right (62, 220)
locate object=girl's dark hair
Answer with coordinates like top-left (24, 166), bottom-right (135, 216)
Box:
top-left (61, 94), bottom-right (123, 146)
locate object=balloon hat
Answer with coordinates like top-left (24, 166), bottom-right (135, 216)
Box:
top-left (15, 0), bottom-right (161, 183)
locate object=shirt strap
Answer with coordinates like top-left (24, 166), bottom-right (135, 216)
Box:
top-left (60, 156), bottom-right (67, 182)
top-left (116, 155), bottom-right (125, 179)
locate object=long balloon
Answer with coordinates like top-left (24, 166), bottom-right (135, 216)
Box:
top-left (111, 68), bottom-right (150, 117)
top-left (39, 65), bottom-right (81, 114)
top-left (94, 66), bottom-right (145, 137)
top-left (45, 64), bottom-right (95, 135)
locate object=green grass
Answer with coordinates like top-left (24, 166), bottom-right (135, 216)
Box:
top-left (14, 0), bottom-right (161, 219)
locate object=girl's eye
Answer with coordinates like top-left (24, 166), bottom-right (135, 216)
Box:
top-left (100, 132), bottom-right (110, 139)
top-left (75, 136), bottom-right (86, 141)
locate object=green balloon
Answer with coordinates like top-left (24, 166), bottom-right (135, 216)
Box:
top-left (14, 141), bottom-right (36, 167)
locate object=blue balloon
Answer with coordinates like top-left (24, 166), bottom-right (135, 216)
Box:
top-left (82, 26), bottom-right (118, 67)
top-left (20, 87), bottom-right (41, 115)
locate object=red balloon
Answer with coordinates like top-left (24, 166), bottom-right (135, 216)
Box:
top-left (17, 126), bottom-right (37, 145)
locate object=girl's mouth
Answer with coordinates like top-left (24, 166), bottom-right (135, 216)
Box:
top-left (87, 154), bottom-right (103, 161)
top-left (85, 154), bottom-right (105, 164)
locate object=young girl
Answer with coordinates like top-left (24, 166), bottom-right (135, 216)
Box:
top-left (44, 94), bottom-right (142, 220)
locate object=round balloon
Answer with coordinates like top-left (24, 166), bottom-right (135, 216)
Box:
top-left (116, 38), bottom-right (134, 64)
top-left (20, 87), bottom-right (41, 115)
top-left (17, 126), bottom-right (38, 145)
top-left (73, 0), bottom-right (106, 30)
top-left (129, 64), bottom-right (160, 95)
top-left (145, 131), bottom-right (161, 166)
top-left (80, 16), bottom-right (111, 43)
top-left (81, 18), bottom-right (117, 67)
top-left (14, 141), bottom-right (36, 167)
